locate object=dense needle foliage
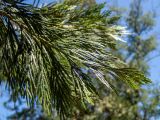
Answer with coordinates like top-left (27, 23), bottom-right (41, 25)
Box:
top-left (0, 0), bottom-right (150, 118)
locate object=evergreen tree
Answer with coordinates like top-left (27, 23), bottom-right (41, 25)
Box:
top-left (0, 0), bottom-right (150, 119)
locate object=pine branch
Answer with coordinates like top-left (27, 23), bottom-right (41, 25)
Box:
top-left (0, 0), bottom-right (151, 118)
